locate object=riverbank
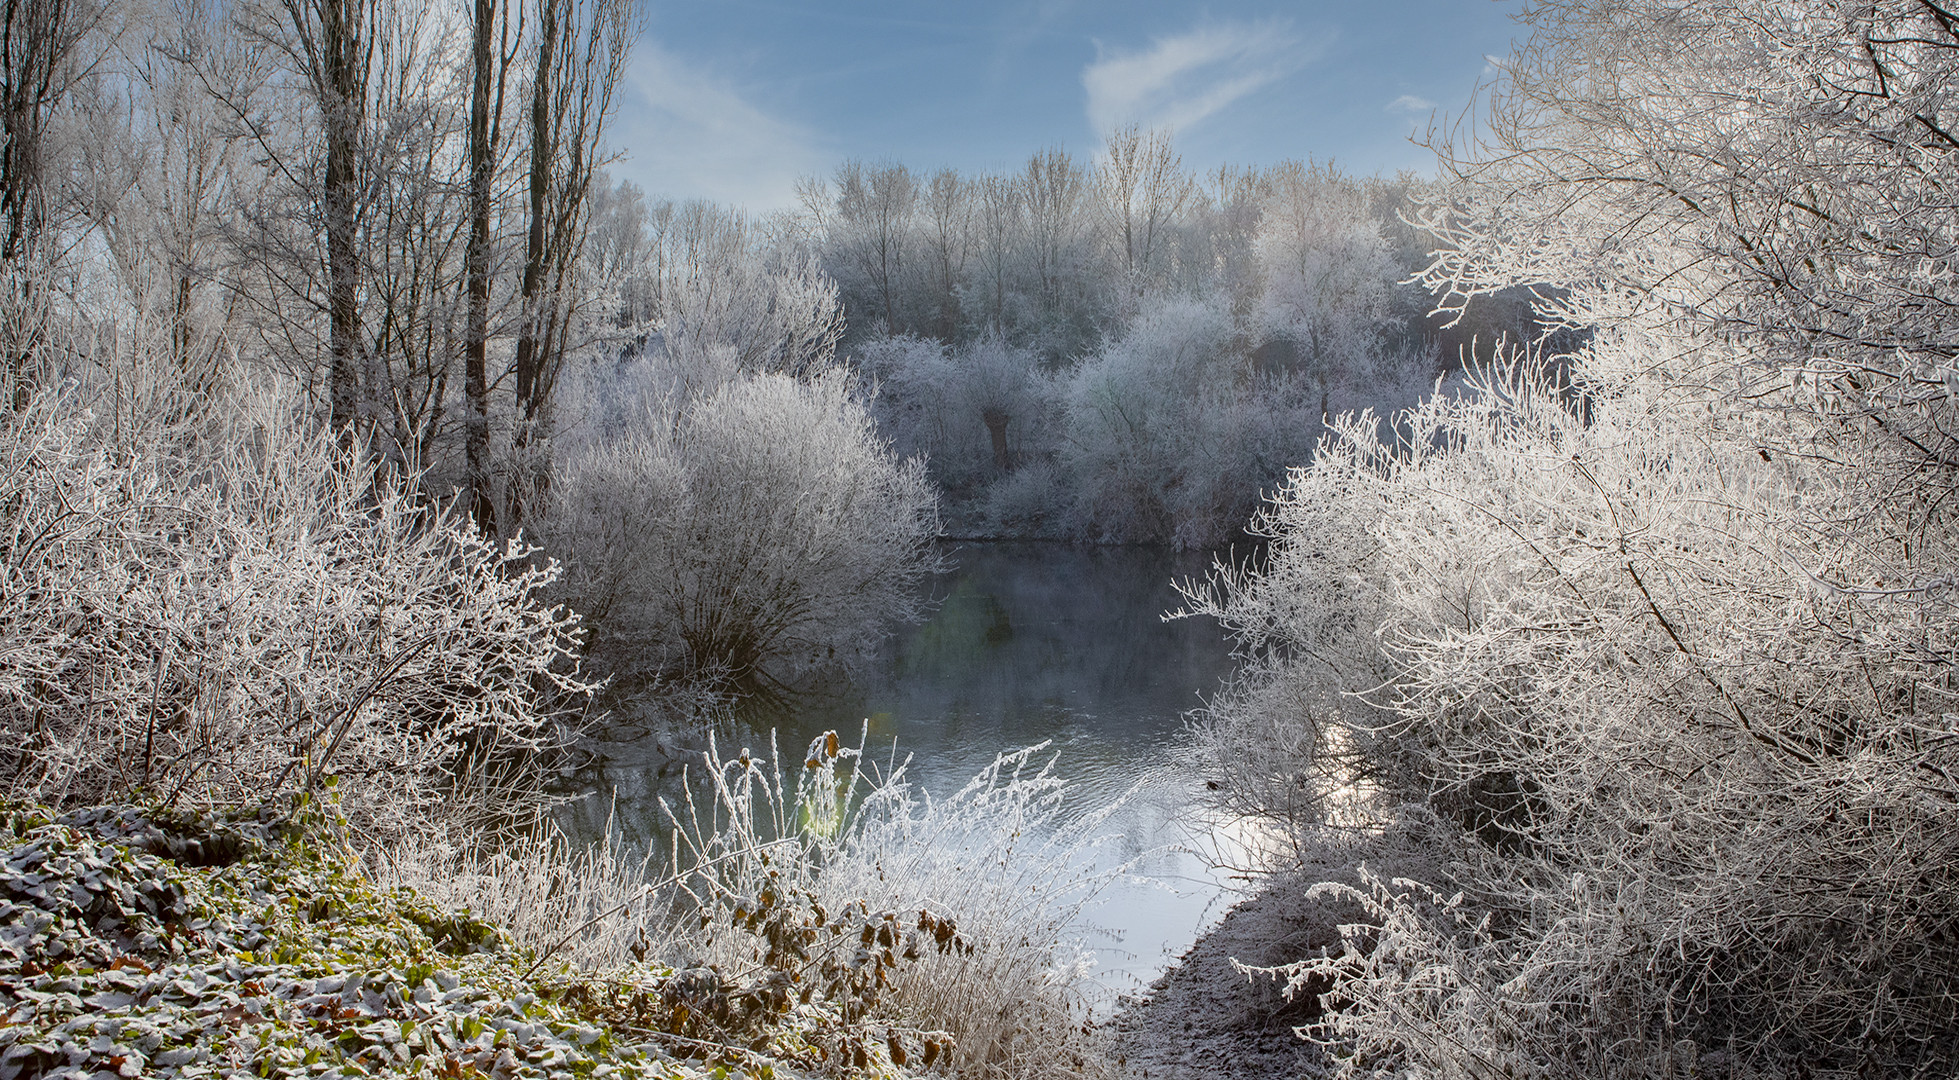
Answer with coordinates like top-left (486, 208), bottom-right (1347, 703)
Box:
top-left (1103, 823), bottom-right (1454, 1080)
top-left (1104, 875), bottom-right (1339, 1080)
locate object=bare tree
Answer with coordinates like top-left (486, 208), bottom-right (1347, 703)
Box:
top-left (920, 167), bottom-right (967, 340)
top-left (0, 0), bottom-right (102, 261)
top-left (279, 0), bottom-right (374, 438)
top-left (970, 172), bottom-right (1019, 334)
top-left (829, 159), bottom-right (918, 335)
top-left (0, 0), bottom-right (105, 403)
top-left (1094, 126), bottom-right (1193, 295)
top-left (508, 0), bottom-right (634, 521)
top-left (210, 0), bottom-right (479, 473)
top-left (69, 0), bottom-right (256, 399)
top-left (1019, 146), bottom-right (1083, 323)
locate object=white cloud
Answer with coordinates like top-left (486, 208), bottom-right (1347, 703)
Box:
top-left (605, 41), bottom-right (827, 211)
top-left (1386, 94), bottom-right (1436, 114)
top-left (1081, 20), bottom-right (1313, 136)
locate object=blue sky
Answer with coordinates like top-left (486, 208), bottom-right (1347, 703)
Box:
top-left (606, 1), bottom-right (1526, 210)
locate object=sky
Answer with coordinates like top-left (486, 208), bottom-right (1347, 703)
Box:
top-left (605, 1), bottom-right (1527, 211)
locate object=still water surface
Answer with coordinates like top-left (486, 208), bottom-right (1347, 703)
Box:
top-left (564, 541), bottom-right (1244, 999)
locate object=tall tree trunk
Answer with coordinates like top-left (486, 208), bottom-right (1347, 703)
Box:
top-left (320, 0), bottom-right (365, 442)
top-left (512, 0), bottom-right (550, 426)
top-left (982, 407), bottom-right (1011, 471)
top-left (463, 0), bottom-right (498, 532)
top-left (506, 0), bottom-right (552, 524)
top-left (507, 0), bottom-right (631, 521)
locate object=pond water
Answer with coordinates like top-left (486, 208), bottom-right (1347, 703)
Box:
top-left (561, 541), bottom-right (1246, 1000)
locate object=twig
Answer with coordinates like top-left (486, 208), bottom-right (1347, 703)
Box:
top-left (303, 633), bottom-right (441, 796)
top-left (141, 644), bottom-right (169, 788)
top-left (520, 838), bottom-right (798, 981)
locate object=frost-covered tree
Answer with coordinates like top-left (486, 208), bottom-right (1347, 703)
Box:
top-left (820, 160), bottom-right (919, 336)
top-left (918, 167), bottom-right (969, 340)
top-left (1094, 126), bottom-right (1195, 300)
top-left (859, 329), bottom-right (1059, 495)
top-left (966, 171), bottom-right (1023, 334)
top-left (614, 199), bottom-right (841, 396)
top-left (1183, 2), bottom-right (1959, 1075)
top-left (1253, 162), bottom-right (1396, 414)
top-left (1063, 296), bottom-right (1313, 548)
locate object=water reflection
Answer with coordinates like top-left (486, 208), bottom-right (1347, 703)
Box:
top-left (563, 540), bottom-right (1244, 998)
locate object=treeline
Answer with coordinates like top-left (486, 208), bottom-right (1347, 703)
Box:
top-left (817, 145), bottom-right (1439, 547)
top-left (798, 137), bottom-right (1435, 364)
top-left (588, 136), bottom-right (1541, 548)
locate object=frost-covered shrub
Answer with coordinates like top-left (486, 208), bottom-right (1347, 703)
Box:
top-left (367, 812), bottom-right (662, 973)
top-left (1183, 4), bottom-right (1959, 1064)
top-left (0, 390), bottom-right (591, 831)
top-left (368, 735), bottom-right (1117, 1077)
top-left (1061, 296), bottom-right (1316, 548)
top-left (1195, 338), bottom-right (1959, 1075)
top-left (543, 368), bottom-right (940, 681)
top-left (855, 331), bottom-right (1060, 495)
top-left (978, 459), bottom-right (1067, 538)
top-left (854, 332), bottom-right (968, 482)
top-left (947, 333), bottom-right (1056, 477)
top-left (1176, 2), bottom-right (1959, 1071)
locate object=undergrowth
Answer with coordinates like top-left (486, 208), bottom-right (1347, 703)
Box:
top-left (0, 797), bottom-right (979, 1079)
top-left (370, 732), bottom-right (1123, 1080)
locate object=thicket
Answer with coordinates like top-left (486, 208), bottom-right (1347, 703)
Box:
top-left (0, 376), bottom-right (591, 837)
top-left (1181, 1), bottom-right (1959, 1075)
top-left (766, 150), bottom-right (1473, 546)
top-left (543, 366), bottom-right (940, 683)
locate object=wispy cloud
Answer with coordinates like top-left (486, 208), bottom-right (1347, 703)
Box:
top-left (1386, 94), bottom-right (1436, 115)
top-left (1081, 19), bottom-right (1315, 135)
top-left (606, 41), bottom-right (826, 211)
